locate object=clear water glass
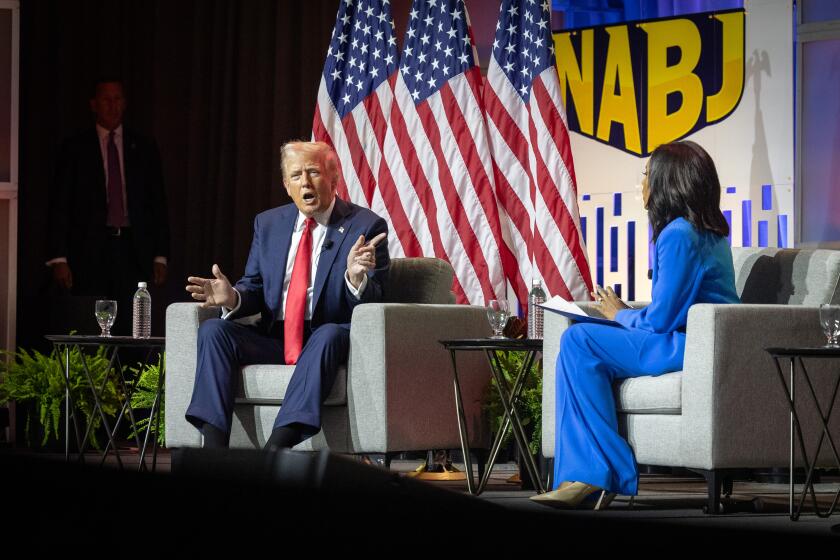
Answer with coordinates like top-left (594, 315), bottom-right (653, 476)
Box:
top-left (819, 304), bottom-right (840, 348)
top-left (486, 299), bottom-right (509, 339)
top-left (95, 300), bottom-right (117, 337)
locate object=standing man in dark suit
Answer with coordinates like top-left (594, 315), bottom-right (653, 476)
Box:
top-left (47, 79), bottom-right (169, 332)
top-left (184, 141), bottom-right (389, 450)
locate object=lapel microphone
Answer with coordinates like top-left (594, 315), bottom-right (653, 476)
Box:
top-left (322, 239), bottom-right (334, 251)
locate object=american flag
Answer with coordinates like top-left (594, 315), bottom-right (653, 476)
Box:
top-left (484, 0), bottom-right (592, 302)
top-left (312, 0), bottom-right (410, 253)
top-left (376, 0), bottom-right (512, 304)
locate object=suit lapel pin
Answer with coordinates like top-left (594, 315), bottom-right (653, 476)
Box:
top-left (338, 226), bottom-right (345, 234)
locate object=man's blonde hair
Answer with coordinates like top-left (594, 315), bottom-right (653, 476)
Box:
top-left (280, 140), bottom-right (340, 183)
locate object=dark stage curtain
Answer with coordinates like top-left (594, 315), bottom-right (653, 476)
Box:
top-left (18, 0), bottom-right (339, 349)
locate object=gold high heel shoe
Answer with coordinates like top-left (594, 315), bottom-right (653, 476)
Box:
top-left (529, 481), bottom-right (617, 510)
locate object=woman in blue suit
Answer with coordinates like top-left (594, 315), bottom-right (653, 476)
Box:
top-left (532, 140), bottom-right (740, 508)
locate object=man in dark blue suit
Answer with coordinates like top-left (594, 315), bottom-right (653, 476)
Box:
top-left (184, 141), bottom-right (389, 449)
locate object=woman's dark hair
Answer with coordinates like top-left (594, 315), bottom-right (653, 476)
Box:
top-left (646, 140), bottom-right (729, 242)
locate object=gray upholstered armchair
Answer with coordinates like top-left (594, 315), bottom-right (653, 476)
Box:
top-left (165, 257), bottom-right (492, 465)
top-left (541, 247), bottom-right (840, 513)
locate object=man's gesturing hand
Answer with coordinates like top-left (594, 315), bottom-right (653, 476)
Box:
top-left (186, 264), bottom-right (238, 309)
top-left (347, 232), bottom-right (387, 289)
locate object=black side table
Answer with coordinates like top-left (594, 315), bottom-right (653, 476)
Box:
top-left (766, 346), bottom-right (840, 520)
top-left (45, 335), bottom-right (165, 472)
top-left (439, 338), bottom-right (544, 495)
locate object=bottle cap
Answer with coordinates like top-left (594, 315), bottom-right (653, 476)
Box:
top-left (138, 281), bottom-right (148, 288)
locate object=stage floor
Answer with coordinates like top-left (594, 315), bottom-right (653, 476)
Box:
top-left (0, 448), bottom-right (840, 542)
top-left (2, 445), bottom-right (837, 540)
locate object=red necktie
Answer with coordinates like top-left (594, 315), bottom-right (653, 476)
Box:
top-left (284, 217), bottom-right (315, 365)
top-left (106, 131), bottom-right (126, 227)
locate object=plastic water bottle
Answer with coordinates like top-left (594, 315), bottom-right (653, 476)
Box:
top-left (527, 280), bottom-right (546, 340)
top-left (132, 281), bottom-right (152, 338)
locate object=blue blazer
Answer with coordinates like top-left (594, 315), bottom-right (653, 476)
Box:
top-left (228, 197), bottom-right (390, 333)
top-left (614, 217), bottom-right (740, 372)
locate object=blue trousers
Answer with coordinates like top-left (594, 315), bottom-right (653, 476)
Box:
top-left (553, 323), bottom-right (683, 495)
top-left (185, 318), bottom-right (350, 437)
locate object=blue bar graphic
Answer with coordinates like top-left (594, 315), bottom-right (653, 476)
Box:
top-left (758, 220), bottom-right (768, 247)
top-left (613, 284), bottom-right (622, 298)
top-left (627, 221), bottom-right (636, 301)
top-left (726, 186), bottom-right (737, 194)
top-left (762, 184), bottom-right (772, 211)
top-left (778, 215), bottom-right (788, 248)
top-left (580, 216), bottom-right (587, 245)
top-left (596, 207), bottom-right (604, 288)
top-left (610, 226), bottom-right (618, 272)
top-left (742, 200), bottom-right (752, 247)
top-left (582, 194), bottom-right (591, 201)
top-left (613, 193), bottom-right (622, 216)
top-left (723, 210), bottom-right (732, 245)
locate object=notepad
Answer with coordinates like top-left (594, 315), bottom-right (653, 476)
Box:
top-left (537, 295), bottom-right (622, 327)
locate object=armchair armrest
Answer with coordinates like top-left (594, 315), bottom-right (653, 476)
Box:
top-left (681, 304), bottom-right (837, 469)
top-left (347, 303), bottom-right (492, 453)
top-left (165, 303), bottom-right (219, 448)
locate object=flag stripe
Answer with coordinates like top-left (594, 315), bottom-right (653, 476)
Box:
top-left (386, 79), bottom-right (469, 303)
top-left (483, 78), bottom-right (531, 175)
top-left (484, 0), bottom-right (592, 305)
top-left (313, 98), bottom-right (351, 202)
top-left (527, 106), bottom-right (592, 298)
top-left (439, 77), bottom-right (508, 295)
top-left (341, 111), bottom-right (377, 206)
top-left (416, 95), bottom-right (495, 302)
top-left (532, 75), bottom-right (578, 194)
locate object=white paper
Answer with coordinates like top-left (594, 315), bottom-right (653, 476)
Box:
top-left (539, 295), bottom-right (590, 317)
top-left (537, 295), bottom-right (622, 327)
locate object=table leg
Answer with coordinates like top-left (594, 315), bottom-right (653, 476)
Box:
top-left (773, 355), bottom-right (837, 520)
top-left (448, 350), bottom-right (476, 494)
top-left (76, 344), bottom-right (123, 469)
top-left (796, 356), bottom-right (840, 518)
top-left (486, 350), bottom-right (544, 493)
top-left (96, 347), bottom-right (127, 467)
top-left (789, 357), bottom-right (795, 519)
top-left (477, 350), bottom-right (538, 493)
top-left (65, 346), bottom-right (70, 462)
top-left (138, 357), bottom-right (165, 473)
top-left (59, 345), bottom-right (84, 464)
top-left (152, 360), bottom-right (164, 471)
top-left (112, 349), bottom-right (145, 451)
top-left (478, 415), bottom-right (511, 494)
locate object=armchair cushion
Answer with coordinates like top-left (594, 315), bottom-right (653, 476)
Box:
top-left (615, 372), bottom-right (682, 414)
top-left (238, 364), bottom-right (347, 406)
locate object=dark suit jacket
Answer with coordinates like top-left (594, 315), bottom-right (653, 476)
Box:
top-left (48, 127), bottom-right (170, 291)
top-left (229, 197), bottom-right (389, 333)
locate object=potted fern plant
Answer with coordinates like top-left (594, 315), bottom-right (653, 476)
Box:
top-left (0, 343), bottom-right (121, 450)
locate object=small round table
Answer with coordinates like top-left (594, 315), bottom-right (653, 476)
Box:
top-left (45, 335), bottom-right (165, 472)
top-left (766, 346), bottom-right (840, 520)
top-left (439, 337), bottom-right (544, 495)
